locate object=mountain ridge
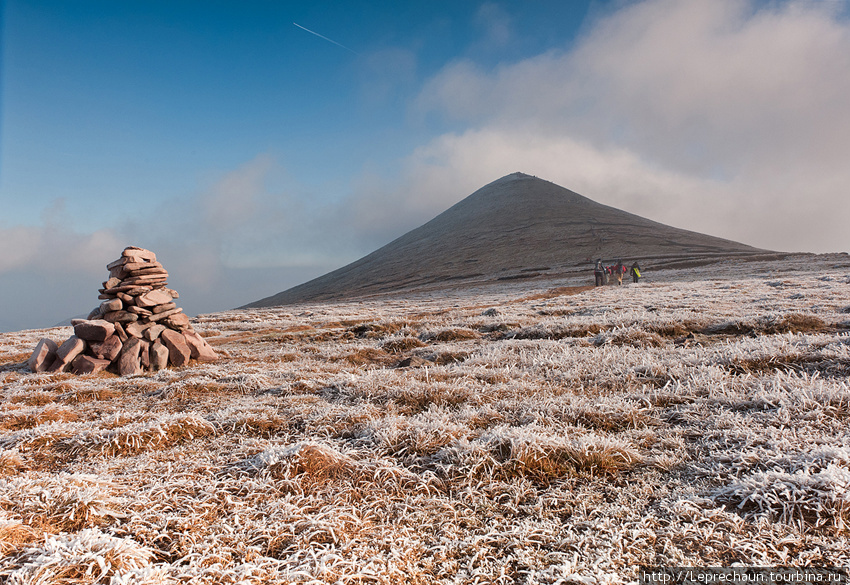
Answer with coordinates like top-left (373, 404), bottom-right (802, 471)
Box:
top-left (244, 172), bottom-right (771, 308)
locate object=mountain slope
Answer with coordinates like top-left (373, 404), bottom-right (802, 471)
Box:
top-left (245, 172), bottom-right (769, 307)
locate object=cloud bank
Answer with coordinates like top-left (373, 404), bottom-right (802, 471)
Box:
top-left (400, 0), bottom-right (850, 253)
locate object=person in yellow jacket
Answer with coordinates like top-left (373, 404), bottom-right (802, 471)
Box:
top-left (630, 261), bottom-right (641, 283)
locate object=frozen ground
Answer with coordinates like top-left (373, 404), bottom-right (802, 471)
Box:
top-left (1, 253), bottom-right (849, 584)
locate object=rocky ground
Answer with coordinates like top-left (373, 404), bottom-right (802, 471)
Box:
top-left (1, 254), bottom-right (849, 584)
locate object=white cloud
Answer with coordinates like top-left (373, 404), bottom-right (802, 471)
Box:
top-left (410, 0), bottom-right (850, 253)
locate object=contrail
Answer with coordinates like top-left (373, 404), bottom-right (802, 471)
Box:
top-left (293, 22), bottom-right (360, 56)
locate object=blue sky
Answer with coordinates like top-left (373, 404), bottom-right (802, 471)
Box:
top-left (2, 0), bottom-right (850, 332)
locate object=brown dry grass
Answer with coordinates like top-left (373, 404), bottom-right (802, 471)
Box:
top-left (2, 257), bottom-right (850, 581)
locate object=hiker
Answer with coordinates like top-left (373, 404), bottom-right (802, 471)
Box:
top-left (631, 261), bottom-right (641, 283)
top-left (594, 259), bottom-right (605, 287)
top-left (614, 259), bottom-right (626, 285)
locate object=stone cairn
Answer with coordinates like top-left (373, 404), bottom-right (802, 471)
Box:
top-left (28, 246), bottom-right (218, 376)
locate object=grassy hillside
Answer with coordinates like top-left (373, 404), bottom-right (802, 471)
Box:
top-left (1, 254), bottom-right (849, 584)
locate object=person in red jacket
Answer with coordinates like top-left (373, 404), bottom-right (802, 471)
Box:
top-left (613, 259), bottom-right (626, 285)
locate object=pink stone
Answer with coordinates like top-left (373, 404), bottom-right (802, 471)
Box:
top-left (164, 312), bottom-right (191, 329)
top-left (135, 289), bottom-right (173, 308)
top-left (150, 340), bottom-right (169, 370)
top-left (117, 337), bottom-right (143, 376)
top-left (48, 336), bottom-right (86, 372)
top-left (90, 335), bottom-right (123, 361)
top-left (74, 319), bottom-right (115, 342)
top-left (122, 246), bottom-right (157, 261)
top-left (144, 324), bottom-right (166, 341)
top-left (160, 329), bottom-right (190, 367)
top-left (28, 338), bottom-right (58, 373)
top-left (71, 355), bottom-right (111, 375)
top-left (183, 331), bottom-right (218, 362)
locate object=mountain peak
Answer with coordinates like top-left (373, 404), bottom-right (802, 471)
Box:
top-left (243, 175), bottom-right (769, 307)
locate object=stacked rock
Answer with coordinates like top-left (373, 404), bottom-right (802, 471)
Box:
top-left (28, 246), bottom-right (218, 376)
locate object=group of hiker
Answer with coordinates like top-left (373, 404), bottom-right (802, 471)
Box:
top-left (593, 259), bottom-right (641, 287)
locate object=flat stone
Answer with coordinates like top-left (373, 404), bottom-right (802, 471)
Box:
top-left (28, 338), bottom-right (58, 373)
top-left (164, 288), bottom-right (179, 299)
top-left (118, 337), bottom-right (143, 376)
top-left (165, 313), bottom-right (191, 329)
top-left (123, 261), bottom-right (163, 272)
top-left (127, 305), bottom-right (152, 316)
top-left (144, 324), bottom-right (166, 341)
top-left (109, 266), bottom-right (128, 280)
top-left (148, 307), bottom-right (182, 322)
top-left (117, 292), bottom-right (133, 303)
top-left (74, 319), bottom-right (115, 342)
top-left (125, 321), bottom-right (153, 338)
top-left (160, 329), bottom-right (191, 367)
top-left (183, 331), bottom-right (218, 362)
top-left (136, 289), bottom-right (174, 308)
top-left (71, 355), bottom-right (111, 375)
top-left (122, 246), bottom-right (157, 261)
top-left (90, 334), bottom-right (123, 361)
top-left (107, 257), bottom-right (130, 270)
top-left (102, 284), bottom-right (152, 296)
top-left (150, 340), bottom-right (169, 370)
top-left (121, 276), bottom-right (168, 287)
top-left (49, 336), bottom-right (86, 372)
top-left (102, 277), bottom-right (122, 289)
top-left (100, 299), bottom-right (123, 312)
top-left (103, 311), bottom-right (139, 324)
top-left (152, 302), bottom-right (177, 314)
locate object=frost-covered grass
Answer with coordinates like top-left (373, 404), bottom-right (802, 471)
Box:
top-left (1, 253), bottom-right (849, 583)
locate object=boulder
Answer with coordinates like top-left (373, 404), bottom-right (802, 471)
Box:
top-left (28, 338), bottom-right (58, 373)
top-left (150, 340), bottom-right (170, 370)
top-left (89, 335), bottom-right (123, 361)
top-left (71, 355), bottom-right (111, 375)
top-left (183, 331), bottom-right (218, 362)
top-left (160, 329), bottom-right (191, 367)
top-left (48, 336), bottom-right (86, 372)
top-left (118, 337), bottom-right (143, 376)
top-left (74, 319), bottom-right (115, 342)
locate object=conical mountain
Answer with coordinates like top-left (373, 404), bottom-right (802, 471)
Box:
top-left (245, 172), bottom-right (769, 307)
